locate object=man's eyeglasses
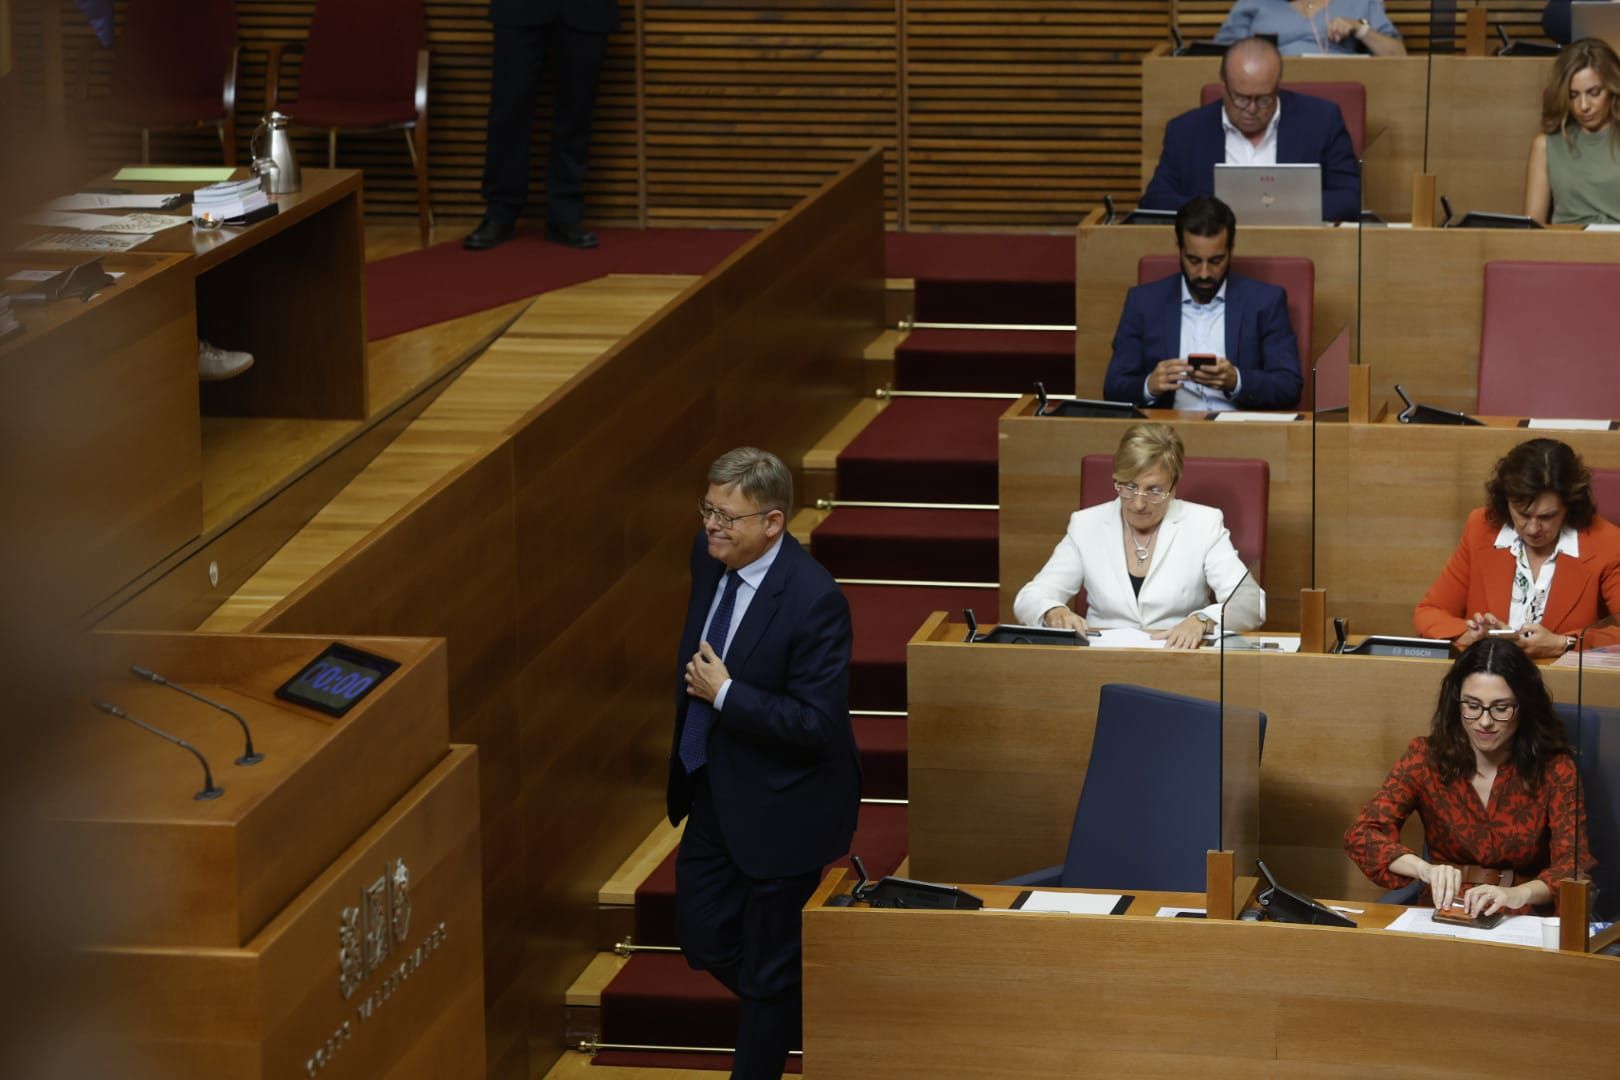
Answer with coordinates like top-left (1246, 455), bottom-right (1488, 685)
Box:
top-left (1459, 698), bottom-right (1519, 722)
top-left (1114, 481), bottom-right (1173, 505)
top-left (1226, 91), bottom-right (1278, 112)
top-left (698, 500), bottom-right (770, 529)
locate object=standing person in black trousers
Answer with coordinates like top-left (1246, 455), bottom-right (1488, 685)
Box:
top-left (464, 0), bottom-right (620, 251)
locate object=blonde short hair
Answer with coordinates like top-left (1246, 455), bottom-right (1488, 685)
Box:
top-left (1111, 423), bottom-right (1184, 488)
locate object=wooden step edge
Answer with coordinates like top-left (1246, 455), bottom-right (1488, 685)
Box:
top-left (863, 326), bottom-right (906, 362)
top-left (801, 397), bottom-right (888, 473)
top-left (564, 950), bottom-right (629, 1008)
top-left (597, 817), bottom-right (682, 906)
top-left (790, 506), bottom-right (829, 547)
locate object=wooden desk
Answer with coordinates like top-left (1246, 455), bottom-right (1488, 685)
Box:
top-left (803, 869), bottom-right (1620, 1078)
top-left (0, 252), bottom-right (199, 627)
top-left (1425, 55), bottom-right (1550, 216)
top-left (1140, 55), bottom-right (1429, 221)
top-left (1358, 224), bottom-right (1620, 414)
top-left (1075, 220), bottom-right (1359, 399)
top-left (56, 168), bottom-right (369, 419)
top-left (906, 613), bottom-right (1615, 899)
top-left (1313, 417), bottom-right (1620, 634)
top-left (997, 397), bottom-right (1314, 629)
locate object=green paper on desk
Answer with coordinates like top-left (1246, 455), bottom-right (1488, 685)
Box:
top-left (114, 166), bottom-right (236, 182)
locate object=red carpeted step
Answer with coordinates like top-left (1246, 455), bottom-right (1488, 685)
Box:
top-left (894, 328), bottom-right (1076, 395)
top-left (811, 507), bottom-right (998, 583)
top-left (845, 584), bottom-right (999, 711)
top-left (592, 1050), bottom-right (801, 1073)
top-left (835, 397), bottom-right (1006, 504)
top-left (632, 804), bottom-right (910, 948)
top-left (885, 232), bottom-right (1076, 327)
top-left (599, 952), bottom-right (738, 1051)
top-left (852, 713), bottom-right (907, 800)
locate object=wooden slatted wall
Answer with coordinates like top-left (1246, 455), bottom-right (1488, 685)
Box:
top-left (10, 0), bottom-right (1563, 233)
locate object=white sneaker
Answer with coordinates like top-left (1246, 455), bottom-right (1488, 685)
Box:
top-left (198, 339), bottom-right (254, 381)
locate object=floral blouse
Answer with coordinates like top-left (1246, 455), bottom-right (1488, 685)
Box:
top-left (1344, 736), bottom-right (1593, 913)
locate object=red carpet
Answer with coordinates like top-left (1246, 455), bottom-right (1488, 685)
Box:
top-left (894, 327), bottom-right (1076, 394)
top-left (888, 232), bottom-right (1076, 326)
top-left (365, 227), bottom-right (753, 340)
top-left (812, 507), bottom-right (997, 583)
top-left (846, 584), bottom-right (1000, 711)
top-left (835, 396), bottom-right (1007, 505)
top-left (592, 1050), bottom-right (800, 1073)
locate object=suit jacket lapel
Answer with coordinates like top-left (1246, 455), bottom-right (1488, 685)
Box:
top-left (1224, 276), bottom-right (1242, 363)
top-left (1198, 104), bottom-right (1225, 195)
top-left (724, 534), bottom-right (795, 676)
top-left (1160, 280), bottom-right (1183, 363)
top-left (1481, 545), bottom-right (1516, 622)
top-left (1275, 91), bottom-right (1298, 162)
top-left (1542, 548), bottom-right (1595, 631)
top-left (684, 551), bottom-right (724, 658)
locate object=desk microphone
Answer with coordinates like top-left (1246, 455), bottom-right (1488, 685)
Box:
top-left (963, 608), bottom-right (979, 643)
top-left (1033, 380), bottom-right (1050, 416)
top-left (131, 665), bottom-right (263, 765)
top-left (93, 699), bottom-right (224, 801)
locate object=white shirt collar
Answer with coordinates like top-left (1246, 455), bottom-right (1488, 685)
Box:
top-left (734, 534), bottom-right (784, 590)
top-left (1220, 97), bottom-right (1282, 145)
top-left (1493, 521), bottom-right (1580, 559)
top-left (1179, 277), bottom-right (1229, 308)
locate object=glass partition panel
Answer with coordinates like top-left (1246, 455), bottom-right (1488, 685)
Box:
top-left (1217, 573), bottom-right (1264, 897)
top-left (1574, 617), bottom-right (1620, 943)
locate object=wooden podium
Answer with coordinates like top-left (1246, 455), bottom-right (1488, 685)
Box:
top-left (56, 631), bottom-right (484, 1079)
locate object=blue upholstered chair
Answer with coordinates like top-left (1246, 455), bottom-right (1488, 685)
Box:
top-left (1002, 683), bottom-right (1266, 893)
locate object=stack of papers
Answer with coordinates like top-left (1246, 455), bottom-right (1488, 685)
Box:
top-left (1384, 907), bottom-right (1549, 948)
top-left (192, 178), bottom-right (268, 222)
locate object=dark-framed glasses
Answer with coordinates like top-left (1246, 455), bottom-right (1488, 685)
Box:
top-left (698, 499), bottom-right (769, 529)
top-left (1227, 91), bottom-right (1278, 112)
top-left (1459, 698), bottom-right (1519, 722)
top-left (1114, 481), bottom-right (1172, 505)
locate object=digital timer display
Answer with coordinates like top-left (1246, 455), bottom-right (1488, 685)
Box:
top-left (276, 644), bottom-right (400, 717)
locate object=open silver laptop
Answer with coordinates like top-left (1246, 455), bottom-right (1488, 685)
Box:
top-left (1213, 163), bottom-right (1323, 226)
top-left (1571, 1), bottom-right (1620, 52)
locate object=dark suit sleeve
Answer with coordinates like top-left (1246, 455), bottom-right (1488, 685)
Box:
top-left (1140, 119), bottom-right (1192, 212)
top-left (718, 587), bottom-right (851, 753)
top-left (1319, 106), bottom-right (1362, 222)
top-left (1543, 0), bottom-right (1573, 44)
top-left (1104, 288), bottom-right (1168, 405)
top-left (1235, 286), bottom-right (1303, 409)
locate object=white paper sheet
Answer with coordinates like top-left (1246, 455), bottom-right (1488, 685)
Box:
top-left (47, 192), bottom-right (183, 211)
top-left (1384, 907), bottom-right (1547, 948)
top-left (1087, 627), bottom-right (1166, 649)
top-left (1222, 635), bottom-right (1302, 653)
top-left (23, 210), bottom-right (115, 230)
top-left (1015, 890), bottom-right (1126, 915)
top-left (1155, 906), bottom-right (1206, 918)
top-left (1212, 412), bottom-right (1302, 423)
top-left (19, 232), bottom-right (149, 253)
top-left (1525, 418), bottom-right (1613, 431)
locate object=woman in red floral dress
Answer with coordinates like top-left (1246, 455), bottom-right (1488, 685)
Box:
top-left (1345, 637), bottom-right (1593, 917)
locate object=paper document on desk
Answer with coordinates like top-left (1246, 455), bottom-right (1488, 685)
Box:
top-left (1385, 907), bottom-right (1547, 948)
top-left (23, 210), bottom-right (115, 230)
top-left (102, 212), bottom-right (189, 233)
top-left (1088, 627), bottom-right (1166, 649)
top-left (1525, 418), bottom-right (1614, 431)
top-left (48, 192), bottom-right (183, 211)
top-left (1552, 645), bottom-right (1620, 670)
top-left (1212, 412), bottom-right (1301, 423)
top-left (115, 165), bottom-right (235, 182)
top-left (19, 232), bottom-right (149, 253)
top-left (1013, 891), bottom-right (1129, 915)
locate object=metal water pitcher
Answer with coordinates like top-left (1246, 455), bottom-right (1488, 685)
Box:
top-left (250, 111), bottom-right (302, 194)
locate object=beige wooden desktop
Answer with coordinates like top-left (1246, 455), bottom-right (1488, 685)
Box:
top-left (1358, 224), bottom-right (1620, 415)
top-left (1075, 216), bottom-right (1358, 399)
top-left (1140, 55), bottom-right (1429, 221)
top-left (1313, 414), bottom-right (1620, 635)
top-left (1425, 55), bottom-right (1550, 216)
top-left (997, 395), bottom-right (1314, 630)
top-left (802, 869), bottom-right (1620, 1079)
top-left (905, 612), bottom-right (1618, 900)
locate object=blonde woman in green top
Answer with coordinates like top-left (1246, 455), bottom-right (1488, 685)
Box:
top-left (1525, 38), bottom-right (1620, 225)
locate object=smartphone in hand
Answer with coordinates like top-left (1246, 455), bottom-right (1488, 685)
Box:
top-left (1187, 353), bottom-right (1216, 369)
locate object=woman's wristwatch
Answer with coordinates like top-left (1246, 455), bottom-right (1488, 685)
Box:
top-left (1564, 634), bottom-right (1578, 655)
top-left (1354, 17), bottom-right (1372, 39)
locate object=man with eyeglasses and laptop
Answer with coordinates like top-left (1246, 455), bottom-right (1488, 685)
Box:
top-left (666, 446), bottom-right (860, 1080)
top-left (1139, 35), bottom-right (1361, 222)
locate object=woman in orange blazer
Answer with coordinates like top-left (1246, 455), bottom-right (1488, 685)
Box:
top-left (1414, 439), bottom-right (1620, 658)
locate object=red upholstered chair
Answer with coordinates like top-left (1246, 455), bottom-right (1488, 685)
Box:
top-left (1138, 254), bottom-right (1315, 408)
top-left (266, 0), bottom-right (433, 245)
top-left (103, 0), bottom-right (239, 164)
top-left (1478, 261), bottom-right (1620, 419)
top-left (1199, 81), bottom-right (1367, 158)
top-left (1079, 454), bottom-right (1270, 583)
top-left (1591, 469), bottom-right (1620, 522)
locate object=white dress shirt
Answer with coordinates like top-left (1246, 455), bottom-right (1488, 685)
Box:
top-left (703, 534), bottom-right (783, 709)
top-left (1143, 279), bottom-right (1242, 411)
top-left (1222, 97), bottom-right (1282, 166)
top-left (1494, 522), bottom-right (1580, 628)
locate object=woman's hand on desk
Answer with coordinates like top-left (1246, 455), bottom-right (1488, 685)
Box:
top-left (1151, 615), bottom-right (1206, 650)
top-left (1513, 622), bottom-right (1569, 660)
top-left (1415, 860), bottom-right (1463, 912)
top-left (1463, 882), bottom-right (1534, 918)
top-left (1041, 607), bottom-right (1088, 633)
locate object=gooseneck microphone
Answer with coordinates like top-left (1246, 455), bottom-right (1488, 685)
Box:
top-left (92, 699), bottom-right (224, 801)
top-left (130, 665), bottom-right (263, 765)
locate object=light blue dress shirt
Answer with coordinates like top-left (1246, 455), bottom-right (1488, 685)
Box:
top-left (1212, 0), bottom-right (1400, 56)
top-left (1142, 279), bottom-right (1241, 411)
top-left (701, 534), bottom-right (783, 710)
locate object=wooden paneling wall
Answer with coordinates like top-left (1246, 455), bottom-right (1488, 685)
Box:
top-left (238, 152), bottom-right (882, 1079)
top-left (16, 0), bottom-right (1561, 231)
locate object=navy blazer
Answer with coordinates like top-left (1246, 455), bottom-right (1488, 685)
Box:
top-left (1139, 90), bottom-right (1361, 222)
top-left (1102, 271), bottom-right (1304, 410)
top-left (489, 0), bottom-right (620, 31)
top-left (667, 531), bottom-right (861, 880)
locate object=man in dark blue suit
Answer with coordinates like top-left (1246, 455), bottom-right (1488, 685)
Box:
top-left (464, 0), bottom-right (620, 251)
top-left (1139, 36), bottom-right (1361, 222)
top-left (669, 447), bottom-right (861, 1080)
top-left (1103, 195), bottom-right (1303, 411)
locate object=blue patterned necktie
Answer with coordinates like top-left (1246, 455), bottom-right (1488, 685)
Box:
top-left (679, 570), bottom-right (743, 773)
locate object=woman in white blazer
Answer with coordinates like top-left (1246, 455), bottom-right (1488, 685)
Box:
top-left (1012, 424), bottom-right (1265, 647)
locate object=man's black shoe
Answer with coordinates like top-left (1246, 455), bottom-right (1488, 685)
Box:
top-left (463, 217), bottom-right (516, 251)
top-left (545, 221), bottom-right (599, 249)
